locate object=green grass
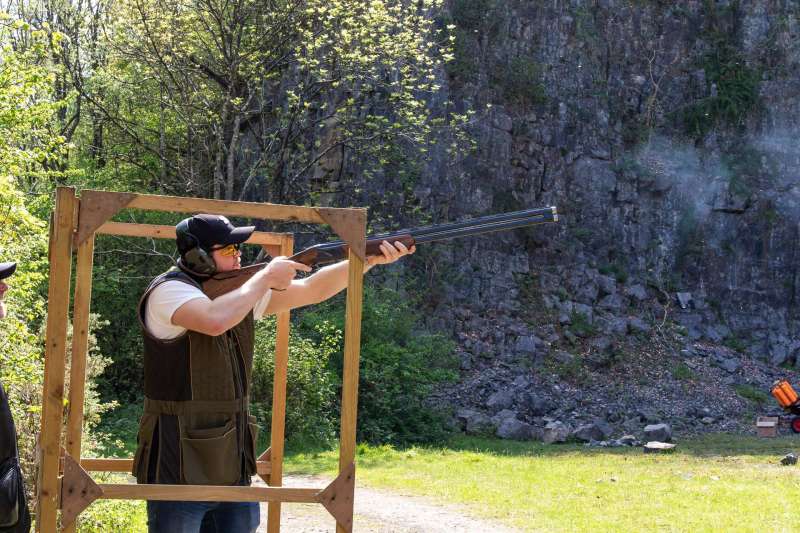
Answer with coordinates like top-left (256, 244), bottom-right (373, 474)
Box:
top-left (285, 434), bottom-right (800, 532)
top-left (734, 384), bottom-right (770, 405)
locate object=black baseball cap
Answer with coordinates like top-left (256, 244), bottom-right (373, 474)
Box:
top-left (177, 214), bottom-right (255, 251)
top-left (0, 262), bottom-right (16, 279)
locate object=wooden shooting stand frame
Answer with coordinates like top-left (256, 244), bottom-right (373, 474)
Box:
top-left (37, 187), bottom-right (367, 533)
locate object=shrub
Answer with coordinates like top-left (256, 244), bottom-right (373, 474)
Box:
top-left (251, 316), bottom-right (339, 446)
top-left (734, 384), bottom-right (769, 405)
top-left (294, 285), bottom-right (459, 445)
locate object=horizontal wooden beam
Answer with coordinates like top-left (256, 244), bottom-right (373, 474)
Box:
top-left (124, 192), bottom-right (350, 224)
top-left (97, 221), bottom-right (287, 246)
top-left (80, 457), bottom-right (271, 476)
top-left (80, 458), bottom-right (132, 472)
top-left (98, 483), bottom-right (319, 503)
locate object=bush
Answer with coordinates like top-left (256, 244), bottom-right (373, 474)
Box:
top-left (293, 285), bottom-right (459, 445)
top-left (251, 316), bottom-right (340, 446)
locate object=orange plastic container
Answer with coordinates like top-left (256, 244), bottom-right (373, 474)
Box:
top-left (771, 379), bottom-right (799, 408)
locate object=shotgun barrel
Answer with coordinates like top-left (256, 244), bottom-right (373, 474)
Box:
top-left (202, 206), bottom-right (559, 298)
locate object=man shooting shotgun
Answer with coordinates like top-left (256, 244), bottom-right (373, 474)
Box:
top-left (204, 206), bottom-right (558, 298)
top-left (135, 206), bottom-right (557, 532)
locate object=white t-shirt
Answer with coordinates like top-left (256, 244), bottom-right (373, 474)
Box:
top-left (144, 280), bottom-right (271, 340)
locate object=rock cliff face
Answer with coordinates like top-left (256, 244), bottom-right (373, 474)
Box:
top-left (401, 0), bottom-right (800, 370)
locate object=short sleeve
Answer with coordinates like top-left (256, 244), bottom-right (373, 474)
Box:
top-left (144, 280), bottom-right (209, 340)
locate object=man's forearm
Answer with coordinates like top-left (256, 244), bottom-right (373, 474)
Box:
top-left (303, 259), bottom-right (373, 304)
top-left (207, 273), bottom-right (271, 331)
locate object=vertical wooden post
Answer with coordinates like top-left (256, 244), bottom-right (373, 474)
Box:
top-left (266, 235), bottom-right (294, 533)
top-left (336, 250), bottom-right (364, 533)
top-left (62, 234), bottom-right (95, 533)
top-left (37, 187), bottom-right (77, 532)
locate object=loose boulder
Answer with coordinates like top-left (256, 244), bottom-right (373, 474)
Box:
top-left (643, 423), bottom-right (672, 442)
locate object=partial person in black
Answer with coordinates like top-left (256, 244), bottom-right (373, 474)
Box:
top-left (0, 260), bottom-right (31, 533)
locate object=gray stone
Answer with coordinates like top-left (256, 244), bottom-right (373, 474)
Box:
top-left (597, 275), bottom-right (617, 296)
top-left (491, 409), bottom-right (517, 425)
top-left (552, 350), bottom-right (576, 364)
top-left (456, 409), bottom-right (494, 435)
top-left (542, 421), bottom-right (572, 444)
top-left (496, 417), bottom-right (537, 440)
top-left (486, 389), bottom-right (515, 413)
top-left (643, 423), bottom-right (672, 442)
top-left (575, 282), bottom-right (599, 304)
top-left (718, 358), bottom-right (740, 373)
top-left (628, 317), bottom-right (651, 334)
top-left (598, 293), bottom-right (625, 311)
top-left (599, 316), bottom-right (628, 336)
top-left (520, 392), bottom-right (555, 416)
top-left (572, 419), bottom-right (613, 442)
top-left (617, 435), bottom-right (639, 446)
top-left (515, 335), bottom-right (544, 355)
top-left (624, 284), bottom-right (648, 301)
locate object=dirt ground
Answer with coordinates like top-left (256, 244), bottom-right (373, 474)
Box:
top-left (255, 474), bottom-right (519, 533)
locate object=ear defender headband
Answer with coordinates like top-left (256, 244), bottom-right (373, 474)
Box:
top-left (175, 219), bottom-right (217, 275)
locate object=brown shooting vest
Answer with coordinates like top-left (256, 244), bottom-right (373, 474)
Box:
top-left (131, 269), bottom-right (259, 486)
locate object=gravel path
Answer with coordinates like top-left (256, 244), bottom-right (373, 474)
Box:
top-left (255, 474), bottom-right (520, 533)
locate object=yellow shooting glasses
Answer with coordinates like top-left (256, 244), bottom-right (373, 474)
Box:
top-left (211, 243), bottom-right (241, 257)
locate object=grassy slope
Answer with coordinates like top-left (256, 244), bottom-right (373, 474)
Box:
top-left (285, 434), bottom-right (800, 532)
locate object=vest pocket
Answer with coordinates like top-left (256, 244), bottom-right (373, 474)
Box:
top-left (245, 415), bottom-right (260, 476)
top-left (181, 419), bottom-right (239, 485)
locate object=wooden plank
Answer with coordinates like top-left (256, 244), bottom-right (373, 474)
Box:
top-left (124, 191), bottom-right (340, 224)
top-left (319, 463), bottom-right (355, 532)
top-left (37, 187), bottom-right (77, 532)
top-left (97, 221), bottom-right (287, 246)
top-left (60, 454), bottom-right (103, 528)
top-left (74, 190), bottom-right (136, 246)
top-left (266, 236), bottom-right (293, 533)
top-left (80, 458), bottom-right (133, 472)
top-left (63, 235), bottom-right (95, 533)
top-left (317, 208), bottom-right (367, 262)
top-left (336, 250), bottom-right (364, 533)
top-left (98, 483), bottom-right (319, 503)
top-left (80, 458), bottom-right (271, 476)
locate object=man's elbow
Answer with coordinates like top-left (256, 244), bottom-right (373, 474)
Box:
top-left (205, 317), bottom-right (230, 336)
top-left (185, 316), bottom-right (229, 337)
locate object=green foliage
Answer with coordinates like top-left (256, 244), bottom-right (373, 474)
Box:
top-left (450, 0), bottom-right (498, 32)
top-left (724, 336), bottom-right (747, 353)
top-left (77, 480), bottom-right (146, 532)
top-left (680, 3), bottom-right (760, 138)
top-left (569, 312), bottom-right (596, 337)
top-left (734, 384), bottom-right (769, 405)
top-left (294, 285), bottom-right (459, 445)
top-left (251, 316), bottom-right (340, 446)
top-left (598, 263), bottom-right (628, 284)
top-left (670, 362), bottom-right (697, 381)
top-left (492, 57), bottom-right (547, 108)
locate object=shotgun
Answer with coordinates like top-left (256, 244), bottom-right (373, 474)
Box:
top-left (202, 206), bottom-right (558, 298)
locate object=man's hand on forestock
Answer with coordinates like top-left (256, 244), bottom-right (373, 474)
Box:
top-left (366, 240), bottom-right (416, 269)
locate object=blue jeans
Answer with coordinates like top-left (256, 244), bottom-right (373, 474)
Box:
top-left (147, 500), bottom-right (260, 533)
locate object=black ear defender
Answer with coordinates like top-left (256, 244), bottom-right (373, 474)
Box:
top-left (175, 219), bottom-right (217, 275)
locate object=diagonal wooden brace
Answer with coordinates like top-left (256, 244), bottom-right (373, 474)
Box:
top-left (74, 190), bottom-right (137, 246)
top-left (60, 453), bottom-right (103, 528)
top-left (316, 208), bottom-right (367, 262)
top-left (317, 462), bottom-right (356, 532)
top-left (258, 447), bottom-right (272, 485)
